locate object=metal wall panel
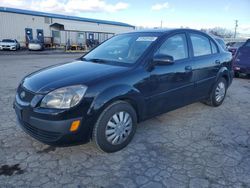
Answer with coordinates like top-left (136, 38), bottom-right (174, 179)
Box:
top-left (0, 12), bottom-right (51, 46)
top-left (0, 12), bottom-right (134, 47)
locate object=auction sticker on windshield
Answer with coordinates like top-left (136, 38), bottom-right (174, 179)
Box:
top-left (136, 37), bottom-right (158, 42)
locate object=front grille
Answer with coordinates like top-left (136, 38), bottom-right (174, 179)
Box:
top-left (17, 85), bottom-right (35, 103)
top-left (21, 120), bottom-right (61, 142)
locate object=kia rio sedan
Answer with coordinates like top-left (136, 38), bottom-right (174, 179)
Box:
top-left (14, 29), bottom-right (233, 152)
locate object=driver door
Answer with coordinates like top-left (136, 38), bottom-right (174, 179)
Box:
top-left (145, 33), bottom-right (195, 117)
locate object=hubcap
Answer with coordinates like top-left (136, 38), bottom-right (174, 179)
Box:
top-left (215, 82), bottom-right (226, 102)
top-left (105, 111), bottom-right (132, 145)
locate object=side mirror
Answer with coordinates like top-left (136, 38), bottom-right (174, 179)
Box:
top-left (153, 54), bottom-right (174, 65)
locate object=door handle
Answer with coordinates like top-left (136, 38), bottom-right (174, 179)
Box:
top-left (215, 60), bottom-right (221, 65)
top-left (185, 66), bottom-right (192, 72)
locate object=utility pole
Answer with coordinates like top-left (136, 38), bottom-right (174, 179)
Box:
top-left (234, 20), bottom-right (238, 38)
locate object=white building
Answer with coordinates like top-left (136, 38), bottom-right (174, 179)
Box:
top-left (0, 7), bottom-right (135, 47)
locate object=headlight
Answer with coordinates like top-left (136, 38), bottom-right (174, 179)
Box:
top-left (40, 85), bottom-right (87, 109)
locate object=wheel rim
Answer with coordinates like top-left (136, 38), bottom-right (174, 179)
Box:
top-left (215, 82), bottom-right (226, 102)
top-left (105, 111), bottom-right (132, 145)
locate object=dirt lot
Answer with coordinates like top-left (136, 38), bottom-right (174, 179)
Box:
top-left (0, 54), bottom-right (250, 188)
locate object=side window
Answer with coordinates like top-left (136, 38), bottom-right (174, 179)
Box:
top-left (211, 40), bottom-right (218, 54)
top-left (155, 34), bottom-right (188, 61)
top-left (190, 33), bottom-right (212, 56)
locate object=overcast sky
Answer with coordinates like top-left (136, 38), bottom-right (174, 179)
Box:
top-left (0, 0), bottom-right (249, 34)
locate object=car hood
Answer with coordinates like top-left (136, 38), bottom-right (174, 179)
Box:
top-left (0, 42), bottom-right (15, 45)
top-left (22, 60), bottom-right (129, 93)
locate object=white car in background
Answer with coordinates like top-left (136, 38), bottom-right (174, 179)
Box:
top-left (0, 39), bottom-right (20, 51)
top-left (28, 39), bottom-right (44, 51)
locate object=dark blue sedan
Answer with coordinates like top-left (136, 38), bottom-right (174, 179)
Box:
top-left (14, 29), bottom-right (233, 152)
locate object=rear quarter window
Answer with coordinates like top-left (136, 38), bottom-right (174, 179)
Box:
top-left (215, 38), bottom-right (226, 51)
top-left (211, 40), bottom-right (219, 54)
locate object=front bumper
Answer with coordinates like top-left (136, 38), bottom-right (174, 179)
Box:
top-left (15, 106), bottom-right (86, 146)
top-left (13, 86), bottom-right (94, 146)
top-left (28, 44), bottom-right (42, 50)
top-left (0, 46), bottom-right (16, 50)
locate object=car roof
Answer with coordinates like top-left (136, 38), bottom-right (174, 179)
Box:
top-left (123, 28), bottom-right (208, 36)
top-left (209, 35), bottom-right (223, 40)
top-left (130, 29), bottom-right (173, 33)
top-left (2, 39), bottom-right (15, 42)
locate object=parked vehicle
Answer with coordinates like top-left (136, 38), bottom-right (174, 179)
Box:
top-left (228, 41), bottom-right (245, 56)
top-left (14, 29), bottom-right (233, 152)
top-left (0, 39), bottom-right (20, 50)
top-left (233, 39), bottom-right (250, 77)
top-left (28, 39), bottom-right (44, 51)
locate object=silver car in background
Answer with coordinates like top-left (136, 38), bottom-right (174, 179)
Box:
top-left (0, 39), bottom-right (20, 51)
top-left (28, 39), bottom-right (44, 51)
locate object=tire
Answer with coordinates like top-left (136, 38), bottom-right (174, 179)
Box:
top-left (234, 72), bottom-right (240, 78)
top-left (204, 77), bottom-right (227, 107)
top-left (92, 100), bottom-right (137, 153)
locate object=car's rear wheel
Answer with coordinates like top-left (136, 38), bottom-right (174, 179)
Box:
top-left (204, 77), bottom-right (227, 107)
top-left (92, 100), bottom-right (137, 153)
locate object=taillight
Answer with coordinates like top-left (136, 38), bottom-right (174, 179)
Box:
top-left (235, 52), bottom-right (241, 63)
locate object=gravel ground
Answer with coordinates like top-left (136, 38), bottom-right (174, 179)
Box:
top-left (0, 54), bottom-right (250, 188)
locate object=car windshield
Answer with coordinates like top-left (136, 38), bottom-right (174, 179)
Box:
top-left (2, 39), bottom-right (15, 43)
top-left (83, 33), bottom-right (159, 65)
top-left (30, 40), bottom-right (41, 44)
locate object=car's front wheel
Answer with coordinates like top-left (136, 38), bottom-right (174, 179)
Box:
top-left (92, 100), bottom-right (137, 153)
top-left (205, 77), bottom-right (227, 107)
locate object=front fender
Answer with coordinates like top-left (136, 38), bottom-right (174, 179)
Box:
top-left (87, 85), bottom-right (145, 121)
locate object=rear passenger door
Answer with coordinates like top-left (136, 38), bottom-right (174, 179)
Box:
top-left (188, 32), bottom-right (221, 99)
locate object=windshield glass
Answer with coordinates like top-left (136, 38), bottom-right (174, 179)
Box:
top-left (2, 39), bottom-right (15, 43)
top-left (83, 33), bottom-right (159, 65)
top-left (30, 40), bottom-right (41, 43)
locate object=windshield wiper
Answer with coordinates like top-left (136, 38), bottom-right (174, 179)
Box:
top-left (83, 58), bottom-right (107, 63)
